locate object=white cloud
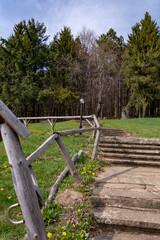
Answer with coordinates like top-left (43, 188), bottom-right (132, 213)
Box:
top-left (0, 0), bottom-right (160, 42)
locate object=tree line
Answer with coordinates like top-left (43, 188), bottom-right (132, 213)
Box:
top-left (0, 12), bottom-right (160, 118)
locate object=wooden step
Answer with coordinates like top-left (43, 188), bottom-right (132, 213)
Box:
top-left (99, 143), bottom-right (160, 150)
top-left (100, 137), bottom-right (160, 145)
top-left (99, 152), bottom-right (160, 161)
top-left (93, 205), bottom-right (160, 230)
top-left (99, 147), bottom-right (160, 155)
top-left (92, 183), bottom-right (160, 209)
top-left (98, 158), bottom-right (160, 167)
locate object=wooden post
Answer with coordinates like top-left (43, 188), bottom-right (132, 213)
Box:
top-left (92, 129), bottom-right (101, 160)
top-left (23, 119), bottom-right (29, 128)
top-left (47, 119), bottom-right (57, 133)
top-left (1, 123), bottom-right (47, 240)
top-left (47, 150), bottom-right (82, 204)
top-left (92, 115), bottom-right (101, 160)
top-left (56, 135), bottom-right (83, 184)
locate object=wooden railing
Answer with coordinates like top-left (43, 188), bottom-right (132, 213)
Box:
top-left (0, 102), bottom-right (101, 240)
top-left (19, 114), bottom-right (101, 160)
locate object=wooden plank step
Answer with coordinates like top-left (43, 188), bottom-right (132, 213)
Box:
top-left (99, 152), bottom-right (160, 160)
top-left (99, 147), bottom-right (160, 155)
top-left (92, 184), bottom-right (160, 209)
top-left (99, 143), bottom-right (160, 150)
top-left (93, 205), bottom-right (160, 230)
top-left (91, 229), bottom-right (160, 240)
top-left (100, 137), bottom-right (160, 145)
top-left (99, 158), bottom-right (160, 166)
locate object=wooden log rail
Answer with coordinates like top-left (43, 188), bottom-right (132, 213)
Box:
top-left (0, 103), bottom-right (101, 240)
top-left (18, 115), bottom-right (94, 133)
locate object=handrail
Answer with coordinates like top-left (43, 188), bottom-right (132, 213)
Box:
top-left (18, 115), bottom-right (93, 120)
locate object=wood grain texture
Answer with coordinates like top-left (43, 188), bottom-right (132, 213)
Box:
top-left (1, 123), bottom-right (47, 240)
top-left (56, 135), bottom-right (83, 184)
top-left (47, 150), bottom-right (82, 204)
top-left (0, 100), bottom-right (30, 139)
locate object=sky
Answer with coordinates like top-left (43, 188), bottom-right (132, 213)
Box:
top-left (0, 0), bottom-right (160, 42)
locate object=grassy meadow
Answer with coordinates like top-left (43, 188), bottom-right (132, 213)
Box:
top-left (100, 117), bottom-right (160, 138)
top-left (0, 120), bottom-right (102, 240)
top-left (1, 117), bottom-right (160, 239)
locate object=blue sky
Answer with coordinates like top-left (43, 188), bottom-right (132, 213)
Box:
top-left (0, 0), bottom-right (160, 42)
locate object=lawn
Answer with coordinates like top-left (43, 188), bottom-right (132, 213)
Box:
top-left (100, 117), bottom-right (160, 138)
top-left (1, 117), bottom-right (159, 239)
top-left (0, 120), bottom-right (101, 240)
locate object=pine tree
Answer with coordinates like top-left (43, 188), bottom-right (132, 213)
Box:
top-left (0, 18), bottom-right (49, 116)
top-left (123, 12), bottom-right (160, 117)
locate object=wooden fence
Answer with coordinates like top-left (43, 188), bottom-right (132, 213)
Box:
top-left (0, 101), bottom-right (101, 240)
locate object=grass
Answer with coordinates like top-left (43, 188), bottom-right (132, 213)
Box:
top-left (100, 117), bottom-right (160, 138)
top-left (0, 120), bottom-right (103, 240)
top-left (1, 117), bottom-right (158, 239)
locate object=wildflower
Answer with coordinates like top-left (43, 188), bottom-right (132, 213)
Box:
top-left (47, 232), bottom-right (52, 238)
top-left (8, 196), bottom-right (12, 199)
top-left (83, 167), bottom-right (86, 170)
top-left (92, 173), bottom-right (95, 176)
top-left (80, 185), bottom-right (83, 187)
top-left (81, 234), bottom-right (84, 238)
top-left (78, 209), bottom-right (81, 212)
top-left (1, 188), bottom-right (4, 191)
top-left (62, 232), bottom-right (66, 236)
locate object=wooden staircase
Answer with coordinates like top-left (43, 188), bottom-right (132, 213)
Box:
top-left (91, 127), bottom-right (160, 240)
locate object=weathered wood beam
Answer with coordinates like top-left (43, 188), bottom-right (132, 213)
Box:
top-left (1, 123), bottom-right (47, 240)
top-left (92, 129), bottom-right (101, 160)
top-left (47, 119), bottom-right (57, 133)
top-left (46, 150), bottom-right (82, 205)
top-left (0, 100), bottom-right (30, 139)
top-left (55, 126), bottom-right (100, 136)
top-left (56, 135), bottom-right (83, 184)
top-left (85, 118), bottom-right (94, 127)
top-left (18, 115), bottom-right (93, 120)
top-left (27, 134), bottom-right (58, 165)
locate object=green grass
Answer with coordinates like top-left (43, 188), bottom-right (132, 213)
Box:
top-left (0, 120), bottom-right (102, 240)
top-left (100, 117), bottom-right (160, 138)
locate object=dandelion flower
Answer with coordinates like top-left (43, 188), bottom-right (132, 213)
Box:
top-left (62, 232), bottom-right (66, 236)
top-left (78, 209), bottom-right (81, 212)
top-left (81, 234), bottom-right (84, 238)
top-left (80, 185), bottom-right (83, 187)
top-left (92, 173), bottom-right (95, 176)
top-left (47, 232), bottom-right (52, 238)
top-left (8, 196), bottom-right (12, 199)
top-left (1, 188), bottom-right (4, 191)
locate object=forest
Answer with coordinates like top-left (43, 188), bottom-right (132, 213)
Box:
top-left (0, 12), bottom-right (160, 118)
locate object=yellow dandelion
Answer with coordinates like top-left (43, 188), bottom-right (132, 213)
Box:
top-left (83, 167), bottom-right (86, 170)
top-left (80, 185), bottom-right (83, 187)
top-left (62, 232), bottom-right (66, 236)
top-left (81, 234), bottom-right (84, 238)
top-left (47, 232), bottom-right (52, 238)
top-left (1, 188), bottom-right (4, 191)
top-left (92, 173), bottom-right (95, 176)
top-left (8, 196), bottom-right (12, 199)
top-left (78, 209), bottom-right (81, 212)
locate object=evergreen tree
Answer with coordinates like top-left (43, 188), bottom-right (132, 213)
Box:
top-left (123, 12), bottom-right (160, 117)
top-left (46, 27), bottom-right (79, 115)
top-left (0, 18), bottom-right (49, 116)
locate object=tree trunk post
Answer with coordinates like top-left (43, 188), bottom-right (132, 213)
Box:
top-left (1, 123), bottom-right (47, 240)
